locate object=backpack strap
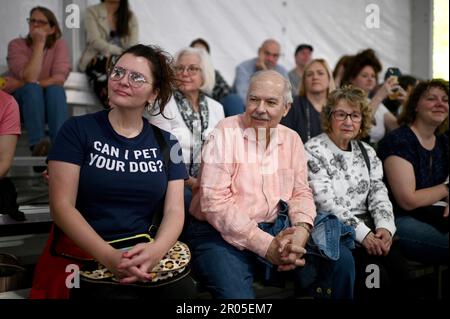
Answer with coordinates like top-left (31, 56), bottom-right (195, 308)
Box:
top-left (149, 125), bottom-right (170, 237)
top-left (151, 124), bottom-right (170, 174)
top-left (357, 140), bottom-right (370, 172)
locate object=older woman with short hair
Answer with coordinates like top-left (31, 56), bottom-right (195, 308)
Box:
top-left (281, 58), bottom-right (335, 143)
top-left (149, 47), bottom-right (225, 233)
top-left (305, 85), bottom-right (398, 299)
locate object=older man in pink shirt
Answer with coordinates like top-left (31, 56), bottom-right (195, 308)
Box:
top-left (187, 70), bottom-right (341, 299)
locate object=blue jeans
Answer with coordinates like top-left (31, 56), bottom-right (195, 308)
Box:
top-left (395, 215), bottom-right (449, 264)
top-left (14, 83), bottom-right (68, 147)
top-left (220, 93), bottom-right (245, 117)
top-left (187, 220), bottom-right (355, 299)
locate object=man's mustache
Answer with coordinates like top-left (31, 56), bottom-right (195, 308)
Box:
top-left (251, 115), bottom-right (269, 121)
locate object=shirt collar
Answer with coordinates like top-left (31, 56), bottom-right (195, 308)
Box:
top-left (238, 116), bottom-right (284, 146)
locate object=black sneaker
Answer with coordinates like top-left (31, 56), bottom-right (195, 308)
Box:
top-left (31, 139), bottom-right (50, 173)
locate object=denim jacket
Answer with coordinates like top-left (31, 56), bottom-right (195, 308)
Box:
top-left (256, 203), bottom-right (355, 282)
top-left (257, 200), bottom-right (290, 282)
top-left (307, 212), bottom-right (355, 260)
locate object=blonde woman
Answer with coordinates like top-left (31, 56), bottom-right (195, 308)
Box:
top-left (281, 58), bottom-right (335, 143)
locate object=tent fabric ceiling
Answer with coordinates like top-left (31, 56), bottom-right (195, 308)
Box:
top-left (1, 0), bottom-right (412, 84)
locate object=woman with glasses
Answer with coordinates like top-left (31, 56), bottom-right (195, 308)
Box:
top-left (149, 47), bottom-right (225, 237)
top-left (281, 58), bottom-right (336, 143)
top-left (79, 0), bottom-right (139, 108)
top-left (305, 86), bottom-right (400, 300)
top-left (30, 44), bottom-right (195, 299)
top-left (5, 6), bottom-right (70, 158)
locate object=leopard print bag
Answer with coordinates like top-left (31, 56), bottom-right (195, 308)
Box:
top-left (79, 234), bottom-right (191, 287)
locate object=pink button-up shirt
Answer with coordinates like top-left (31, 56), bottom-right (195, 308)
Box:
top-left (5, 38), bottom-right (71, 93)
top-left (190, 115), bottom-right (316, 258)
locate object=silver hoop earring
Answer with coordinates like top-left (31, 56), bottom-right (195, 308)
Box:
top-left (146, 101), bottom-right (154, 112)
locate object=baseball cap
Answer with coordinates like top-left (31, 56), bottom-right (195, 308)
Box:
top-left (295, 44), bottom-right (314, 55)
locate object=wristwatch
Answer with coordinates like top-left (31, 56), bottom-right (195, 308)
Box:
top-left (293, 222), bottom-right (312, 234)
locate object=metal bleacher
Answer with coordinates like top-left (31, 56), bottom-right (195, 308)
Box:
top-left (0, 72), bottom-right (101, 298)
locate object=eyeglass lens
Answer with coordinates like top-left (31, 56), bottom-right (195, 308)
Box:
top-left (27, 18), bottom-right (49, 26)
top-left (110, 66), bottom-right (148, 88)
top-left (174, 65), bottom-right (201, 75)
top-left (333, 110), bottom-right (362, 122)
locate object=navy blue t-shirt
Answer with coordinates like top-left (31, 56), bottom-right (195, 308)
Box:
top-left (378, 126), bottom-right (448, 213)
top-left (48, 110), bottom-right (188, 240)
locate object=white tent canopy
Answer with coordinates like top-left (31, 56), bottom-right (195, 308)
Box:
top-left (0, 0), bottom-right (433, 84)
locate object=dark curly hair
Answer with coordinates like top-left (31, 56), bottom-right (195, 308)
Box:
top-left (398, 79), bottom-right (449, 134)
top-left (113, 44), bottom-right (175, 114)
top-left (341, 49), bottom-right (382, 87)
top-left (321, 85), bottom-right (373, 139)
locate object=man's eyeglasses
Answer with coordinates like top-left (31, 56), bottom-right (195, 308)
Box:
top-left (27, 18), bottom-right (49, 26)
top-left (173, 65), bottom-right (201, 75)
top-left (263, 50), bottom-right (280, 59)
top-left (331, 110), bottom-right (362, 123)
top-left (109, 66), bottom-right (150, 88)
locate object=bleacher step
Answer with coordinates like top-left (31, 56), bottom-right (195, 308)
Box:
top-left (12, 156), bottom-right (46, 167)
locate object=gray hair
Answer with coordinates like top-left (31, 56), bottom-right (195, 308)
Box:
top-left (174, 47), bottom-right (215, 95)
top-left (249, 70), bottom-right (293, 105)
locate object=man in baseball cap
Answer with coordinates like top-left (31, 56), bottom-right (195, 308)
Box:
top-left (288, 44), bottom-right (314, 96)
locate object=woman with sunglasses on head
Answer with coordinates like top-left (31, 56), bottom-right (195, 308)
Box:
top-left (30, 44), bottom-right (196, 299)
top-left (5, 6), bottom-right (70, 157)
top-left (149, 47), bottom-right (224, 238)
top-left (305, 86), bottom-right (401, 300)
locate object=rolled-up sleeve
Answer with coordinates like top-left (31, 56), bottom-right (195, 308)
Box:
top-left (287, 136), bottom-right (316, 226)
top-left (198, 130), bottom-right (274, 258)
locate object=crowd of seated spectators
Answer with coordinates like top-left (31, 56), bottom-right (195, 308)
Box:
top-left (0, 1), bottom-right (448, 301)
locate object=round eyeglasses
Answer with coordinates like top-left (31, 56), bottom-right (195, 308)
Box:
top-left (109, 66), bottom-right (150, 88)
top-left (173, 65), bottom-right (202, 75)
top-left (331, 110), bottom-right (362, 123)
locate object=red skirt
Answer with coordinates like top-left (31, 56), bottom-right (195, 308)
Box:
top-left (29, 225), bottom-right (92, 299)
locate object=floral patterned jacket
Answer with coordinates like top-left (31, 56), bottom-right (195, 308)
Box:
top-left (305, 133), bottom-right (396, 243)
